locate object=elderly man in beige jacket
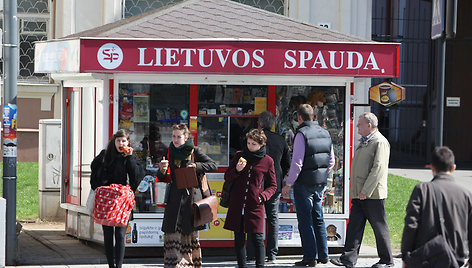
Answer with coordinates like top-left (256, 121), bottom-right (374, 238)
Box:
top-left (331, 112), bottom-right (393, 268)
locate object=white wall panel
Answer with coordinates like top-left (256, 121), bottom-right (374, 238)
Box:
top-left (288, 0), bottom-right (372, 39)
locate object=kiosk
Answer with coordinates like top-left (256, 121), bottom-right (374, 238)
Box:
top-left (35, 0), bottom-right (399, 248)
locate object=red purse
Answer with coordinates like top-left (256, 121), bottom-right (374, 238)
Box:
top-left (93, 184), bottom-right (135, 227)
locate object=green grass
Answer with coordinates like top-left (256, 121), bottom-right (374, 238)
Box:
top-left (361, 174), bottom-right (421, 249)
top-left (0, 162), bottom-right (39, 220)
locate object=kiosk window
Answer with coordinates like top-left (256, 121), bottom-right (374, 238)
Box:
top-left (198, 85), bottom-right (267, 116)
top-left (118, 83), bottom-right (190, 213)
top-left (276, 86), bottom-right (346, 214)
top-left (119, 83), bottom-right (190, 165)
top-left (197, 85), bottom-right (266, 165)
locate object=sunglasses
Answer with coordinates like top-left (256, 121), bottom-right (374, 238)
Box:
top-left (173, 123), bottom-right (188, 130)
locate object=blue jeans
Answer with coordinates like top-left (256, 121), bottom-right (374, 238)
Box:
top-left (293, 183), bottom-right (328, 261)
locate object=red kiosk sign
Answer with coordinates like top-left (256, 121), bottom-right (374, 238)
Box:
top-left (36, 39), bottom-right (400, 78)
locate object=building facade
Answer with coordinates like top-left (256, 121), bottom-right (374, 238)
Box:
top-left (8, 0), bottom-right (469, 165)
top-left (372, 0), bottom-right (472, 166)
top-left (0, 0), bottom-right (58, 161)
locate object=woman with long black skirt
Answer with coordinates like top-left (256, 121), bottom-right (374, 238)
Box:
top-left (157, 123), bottom-right (217, 267)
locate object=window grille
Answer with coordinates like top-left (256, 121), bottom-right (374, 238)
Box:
top-left (18, 0), bottom-right (48, 13)
top-left (123, 0), bottom-right (285, 18)
top-left (232, 0), bottom-right (284, 15)
top-left (0, 0), bottom-right (50, 82)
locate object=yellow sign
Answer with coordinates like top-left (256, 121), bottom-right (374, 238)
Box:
top-left (198, 217), bottom-right (234, 239)
top-left (198, 180), bottom-right (233, 239)
top-left (369, 82), bottom-right (405, 107)
top-left (189, 116), bottom-right (198, 130)
top-left (254, 97), bottom-right (267, 115)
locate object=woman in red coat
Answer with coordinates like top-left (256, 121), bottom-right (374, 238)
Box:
top-left (224, 129), bottom-right (277, 268)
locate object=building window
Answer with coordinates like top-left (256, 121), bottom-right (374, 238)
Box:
top-left (19, 18), bottom-right (48, 79)
top-left (233, 0), bottom-right (284, 14)
top-left (123, 0), bottom-right (182, 18)
top-left (0, 0), bottom-right (49, 82)
top-left (123, 0), bottom-right (285, 18)
top-left (18, 0), bottom-right (48, 13)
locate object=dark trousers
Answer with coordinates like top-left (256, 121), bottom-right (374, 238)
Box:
top-left (234, 232), bottom-right (265, 268)
top-left (247, 193), bottom-right (280, 260)
top-left (341, 199), bottom-right (393, 266)
top-left (102, 225), bottom-right (127, 268)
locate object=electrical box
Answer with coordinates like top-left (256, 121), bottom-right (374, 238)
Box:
top-left (38, 119), bottom-right (64, 220)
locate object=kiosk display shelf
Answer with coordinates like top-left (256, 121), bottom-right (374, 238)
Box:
top-left (276, 86), bottom-right (345, 214)
top-left (116, 83), bottom-right (346, 216)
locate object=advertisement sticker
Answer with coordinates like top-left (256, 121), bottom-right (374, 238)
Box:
top-left (3, 104), bottom-right (17, 157)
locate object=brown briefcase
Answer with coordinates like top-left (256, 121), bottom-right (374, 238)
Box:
top-left (193, 195), bottom-right (218, 227)
top-left (174, 166), bottom-right (198, 189)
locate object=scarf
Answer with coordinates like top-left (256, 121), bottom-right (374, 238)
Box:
top-left (242, 144), bottom-right (266, 164)
top-left (169, 139), bottom-right (195, 167)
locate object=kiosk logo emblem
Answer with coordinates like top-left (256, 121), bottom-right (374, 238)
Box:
top-left (97, 43), bottom-right (123, 69)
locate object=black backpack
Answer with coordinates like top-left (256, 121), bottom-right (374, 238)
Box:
top-left (91, 153), bottom-right (109, 189)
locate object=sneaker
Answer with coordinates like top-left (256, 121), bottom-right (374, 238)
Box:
top-left (317, 258), bottom-right (329, 264)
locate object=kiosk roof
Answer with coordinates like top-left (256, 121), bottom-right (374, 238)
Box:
top-left (65, 0), bottom-right (370, 43)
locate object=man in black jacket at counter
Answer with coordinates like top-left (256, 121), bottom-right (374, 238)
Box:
top-left (401, 146), bottom-right (472, 268)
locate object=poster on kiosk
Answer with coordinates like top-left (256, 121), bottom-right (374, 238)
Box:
top-left (34, 1), bottom-right (399, 249)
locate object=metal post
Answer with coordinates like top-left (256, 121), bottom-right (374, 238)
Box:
top-left (2, 0), bottom-right (18, 265)
top-left (437, 37), bottom-right (446, 147)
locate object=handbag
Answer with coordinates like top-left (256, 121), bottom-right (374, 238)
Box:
top-left (192, 173), bottom-right (218, 227)
top-left (93, 184), bottom-right (136, 227)
top-left (404, 181), bottom-right (459, 268)
top-left (174, 166), bottom-right (199, 189)
top-left (85, 189), bottom-right (95, 215)
top-left (193, 195), bottom-right (218, 227)
top-left (219, 179), bottom-right (233, 208)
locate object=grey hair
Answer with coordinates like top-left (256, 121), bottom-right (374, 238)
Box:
top-left (360, 112), bottom-right (378, 128)
top-left (258, 111), bottom-right (275, 129)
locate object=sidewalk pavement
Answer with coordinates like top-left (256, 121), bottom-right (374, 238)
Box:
top-left (10, 221), bottom-right (402, 268)
top-left (389, 167), bottom-right (472, 189)
top-left (13, 167), bottom-right (466, 267)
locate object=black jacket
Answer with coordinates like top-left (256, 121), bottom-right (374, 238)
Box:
top-left (158, 146), bottom-right (217, 234)
top-left (90, 149), bottom-right (143, 192)
top-left (401, 173), bottom-right (472, 267)
top-left (262, 128), bottom-right (291, 193)
top-left (296, 121), bottom-right (332, 186)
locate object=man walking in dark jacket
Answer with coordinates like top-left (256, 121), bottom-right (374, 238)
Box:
top-left (401, 146), bottom-right (472, 268)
